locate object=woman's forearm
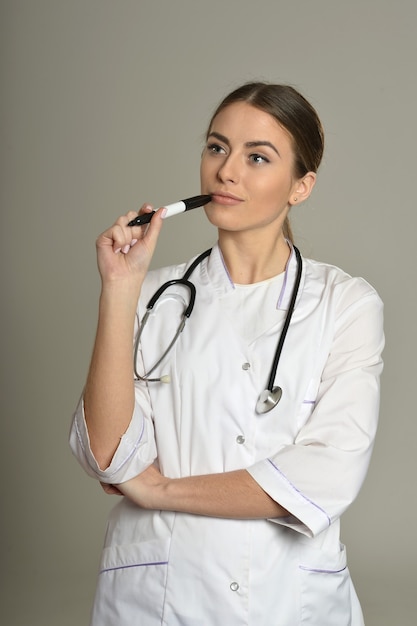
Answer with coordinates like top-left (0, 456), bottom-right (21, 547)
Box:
top-left (117, 466), bottom-right (289, 519)
top-left (164, 470), bottom-right (288, 519)
top-left (83, 282), bottom-right (139, 470)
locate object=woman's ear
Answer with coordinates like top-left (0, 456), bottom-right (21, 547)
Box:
top-left (289, 172), bottom-right (316, 206)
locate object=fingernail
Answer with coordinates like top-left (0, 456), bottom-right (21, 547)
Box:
top-left (122, 244), bottom-right (130, 254)
top-left (130, 239), bottom-right (138, 247)
top-left (114, 247), bottom-right (121, 254)
top-left (160, 208), bottom-right (168, 219)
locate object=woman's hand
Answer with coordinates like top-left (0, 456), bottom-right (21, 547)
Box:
top-left (114, 464), bottom-right (168, 509)
top-left (100, 482), bottom-right (124, 496)
top-left (96, 204), bottom-right (166, 288)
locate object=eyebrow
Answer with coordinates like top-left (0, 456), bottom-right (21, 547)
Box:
top-left (208, 131), bottom-right (280, 156)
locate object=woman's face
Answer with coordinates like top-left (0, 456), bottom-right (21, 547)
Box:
top-left (200, 102), bottom-right (312, 236)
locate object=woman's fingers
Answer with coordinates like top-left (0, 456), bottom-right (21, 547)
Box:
top-left (113, 205), bottom-right (153, 253)
top-left (100, 482), bottom-right (123, 496)
top-left (123, 205), bottom-right (165, 256)
top-left (96, 204), bottom-right (153, 254)
top-left (95, 203), bottom-right (166, 283)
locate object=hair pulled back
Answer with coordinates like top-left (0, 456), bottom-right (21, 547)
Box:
top-left (206, 82), bottom-right (325, 242)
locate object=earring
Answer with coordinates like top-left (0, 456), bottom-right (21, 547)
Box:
top-left (293, 197), bottom-right (298, 202)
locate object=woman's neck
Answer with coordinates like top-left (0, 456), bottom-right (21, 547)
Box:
top-left (218, 230), bottom-right (291, 285)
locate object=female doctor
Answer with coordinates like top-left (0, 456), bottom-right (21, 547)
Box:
top-left (70, 82), bottom-right (384, 625)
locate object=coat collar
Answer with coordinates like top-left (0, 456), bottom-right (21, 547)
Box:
top-left (202, 241), bottom-right (305, 311)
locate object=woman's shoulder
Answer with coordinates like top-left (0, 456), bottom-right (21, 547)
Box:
top-left (141, 251), bottom-right (206, 299)
top-left (303, 255), bottom-right (382, 307)
top-left (147, 260), bottom-right (189, 282)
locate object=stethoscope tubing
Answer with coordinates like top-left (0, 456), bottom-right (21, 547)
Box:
top-left (133, 251), bottom-right (211, 381)
top-left (134, 245), bottom-right (302, 413)
top-left (265, 245), bottom-right (302, 392)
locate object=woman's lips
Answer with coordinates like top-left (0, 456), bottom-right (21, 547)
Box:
top-left (210, 193), bottom-right (243, 206)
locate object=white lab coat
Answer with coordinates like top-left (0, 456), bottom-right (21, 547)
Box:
top-left (70, 243), bottom-right (384, 625)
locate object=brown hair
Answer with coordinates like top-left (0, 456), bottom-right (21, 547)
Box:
top-left (206, 82), bottom-right (325, 242)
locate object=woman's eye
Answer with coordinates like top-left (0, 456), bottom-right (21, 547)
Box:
top-left (206, 143), bottom-right (225, 155)
top-left (250, 153), bottom-right (269, 164)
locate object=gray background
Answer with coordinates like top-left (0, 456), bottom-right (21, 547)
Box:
top-left (1, 1), bottom-right (415, 624)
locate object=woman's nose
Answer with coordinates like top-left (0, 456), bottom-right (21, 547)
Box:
top-left (217, 154), bottom-right (240, 183)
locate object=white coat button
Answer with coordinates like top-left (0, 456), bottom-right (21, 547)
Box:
top-left (230, 581), bottom-right (239, 591)
top-left (242, 362), bottom-right (251, 370)
top-left (236, 435), bottom-right (245, 444)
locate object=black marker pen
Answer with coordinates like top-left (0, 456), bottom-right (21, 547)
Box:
top-left (128, 194), bottom-right (212, 227)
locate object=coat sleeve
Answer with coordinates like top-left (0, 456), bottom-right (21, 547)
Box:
top-left (247, 280), bottom-right (384, 538)
top-left (69, 390), bottom-right (157, 485)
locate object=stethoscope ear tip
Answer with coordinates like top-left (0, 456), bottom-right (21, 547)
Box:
top-left (160, 375), bottom-right (171, 384)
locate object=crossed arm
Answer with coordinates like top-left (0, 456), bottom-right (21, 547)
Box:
top-left (103, 464), bottom-right (289, 520)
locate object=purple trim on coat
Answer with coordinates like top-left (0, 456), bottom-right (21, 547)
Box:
top-left (100, 560), bottom-right (169, 575)
top-left (299, 565), bottom-right (347, 574)
top-left (217, 246), bottom-right (235, 288)
top-left (267, 458), bottom-right (331, 527)
top-left (277, 241), bottom-right (293, 309)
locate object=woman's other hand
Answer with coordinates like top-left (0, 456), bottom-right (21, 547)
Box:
top-left (115, 464), bottom-right (167, 509)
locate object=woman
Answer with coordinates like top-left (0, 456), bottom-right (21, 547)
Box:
top-left (70, 82), bottom-right (384, 625)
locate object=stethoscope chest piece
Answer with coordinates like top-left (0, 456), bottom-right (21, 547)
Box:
top-left (256, 386), bottom-right (283, 414)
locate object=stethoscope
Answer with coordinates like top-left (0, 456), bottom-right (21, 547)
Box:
top-left (134, 246), bottom-right (302, 414)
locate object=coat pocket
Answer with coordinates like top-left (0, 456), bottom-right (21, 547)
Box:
top-left (295, 378), bottom-right (319, 430)
top-left (299, 543), bottom-right (352, 625)
top-left (91, 538), bottom-right (171, 626)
